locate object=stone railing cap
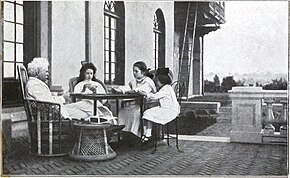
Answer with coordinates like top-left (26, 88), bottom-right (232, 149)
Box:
top-left (230, 87), bottom-right (263, 92)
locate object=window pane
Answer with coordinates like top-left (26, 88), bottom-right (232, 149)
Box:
top-left (16, 5), bottom-right (23, 23)
top-left (111, 52), bottom-right (115, 62)
top-left (111, 74), bottom-right (115, 83)
top-left (105, 62), bottom-right (109, 73)
top-left (105, 51), bottom-right (109, 61)
top-left (105, 27), bottom-right (109, 39)
top-left (111, 63), bottom-right (115, 73)
top-left (104, 16), bottom-right (109, 27)
top-left (111, 18), bottom-right (116, 29)
top-left (4, 22), bottom-right (15, 41)
top-left (4, 2), bottom-right (14, 22)
top-left (4, 42), bottom-right (15, 62)
top-left (111, 3), bottom-right (115, 12)
top-left (16, 44), bottom-right (23, 62)
top-left (105, 74), bottom-right (109, 82)
top-left (16, 24), bottom-right (23, 43)
top-left (111, 40), bottom-right (115, 51)
top-left (17, 0), bottom-right (23, 5)
top-left (104, 2), bottom-right (109, 11)
top-left (4, 62), bottom-right (15, 78)
top-left (105, 39), bottom-right (109, 50)
top-left (111, 29), bottom-right (115, 40)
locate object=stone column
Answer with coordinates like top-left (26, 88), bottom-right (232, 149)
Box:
top-left (280, 100), bottom-right (288, 135)
top-left (191, 37), bottom-right (201, 96)
top-left (229, 87), bottom-right (263, 143)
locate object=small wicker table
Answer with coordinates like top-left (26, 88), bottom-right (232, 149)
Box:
top-left (69, 121), bottom-right (116, 161)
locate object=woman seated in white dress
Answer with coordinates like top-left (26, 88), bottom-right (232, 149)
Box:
top-left (71, 62), bottom-right (115, 123)
top-left (112, 61), bottom-right (156, 138)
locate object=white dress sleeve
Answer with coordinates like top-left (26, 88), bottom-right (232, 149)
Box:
top-left (95, 82), bottom-right (106, 94)
top-left (73, 81), bottom-right (84, 93)
top-left (146, 86), bottom-right (168, 100)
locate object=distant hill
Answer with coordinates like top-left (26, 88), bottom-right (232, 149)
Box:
top-left (205, 72), bottom-right (287, 85)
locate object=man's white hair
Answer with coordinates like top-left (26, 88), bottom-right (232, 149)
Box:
top-left (27, 57), bottom-right (49, 77)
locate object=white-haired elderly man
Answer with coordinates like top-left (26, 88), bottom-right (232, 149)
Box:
top-left (26, 57), bottom-right (91, 120)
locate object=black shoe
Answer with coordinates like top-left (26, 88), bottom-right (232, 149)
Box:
top-left (108, 125), bottom-right (125, 133)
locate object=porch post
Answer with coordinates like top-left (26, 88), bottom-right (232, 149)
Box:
top-left (229, 87), bottom-right (263, 143)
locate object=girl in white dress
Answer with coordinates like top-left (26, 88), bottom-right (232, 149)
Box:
top-left (139, 68), bottom-right (180, 141)
top-left (112, 61), bottom-right (156, 137)
top-left (66, 63), bottom-right (114, 121)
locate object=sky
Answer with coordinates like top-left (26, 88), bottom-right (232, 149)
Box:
top-left (203, 1), bottom-right (288, 76)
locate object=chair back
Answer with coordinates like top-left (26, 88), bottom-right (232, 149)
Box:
top-left (68, 77), bottom-right (79, 93)
top-left (171, 81), bottom-right (185, 103)
top-left (17, 64), bottom-right (29, 100)
top-left (17, 65), bottom-right (32, 124)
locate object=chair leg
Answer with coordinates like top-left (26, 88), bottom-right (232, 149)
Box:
top-left (161, 125), bottom-right (164, 140)
top-left (166, 124), bottom-right (170, 147)
top-left (117, 132), bottom-right (120, 142)
top-left (175, 118), bottom-right (183, 152)
top-left (152, 123), bottom-right (157, 153)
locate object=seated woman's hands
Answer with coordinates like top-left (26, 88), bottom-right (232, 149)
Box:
top-left (111, 87), bottom-right (123, 94)
top-left (137, 90), bottom-right (147, 96)
top-left (125, 90), bottom-right (137, 94)
top-left (82, 84), bottom-right (98, 94)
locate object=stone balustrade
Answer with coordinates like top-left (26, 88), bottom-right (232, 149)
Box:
top-left (229, 87), bottom-right (287, 144)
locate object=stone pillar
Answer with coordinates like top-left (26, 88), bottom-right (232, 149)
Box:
top-left (229, 87), bottom-right (263, 143)
top-left (191, 37), bottom-right (201, 96)
top-left (263, 100), bottom-right (275, 134)
top-left (280, 101), bottom-right (288, 135)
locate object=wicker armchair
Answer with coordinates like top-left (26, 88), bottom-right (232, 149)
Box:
top-left (17, 64), bottom-right (73, 156)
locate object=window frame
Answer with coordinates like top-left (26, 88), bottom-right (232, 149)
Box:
top-left (3, 0), bottom-right (24, 80)
top-left (153, 9), bottom-right (165, 70)
top-left (2, 0), bottom-right (25, 107)
top-left (103, 1), bottom-right (125, 85)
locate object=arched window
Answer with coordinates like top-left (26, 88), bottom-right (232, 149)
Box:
top-left (153, 9), bottom-right (165, 70)
top-left (104, 1), bottom-right (125, 85)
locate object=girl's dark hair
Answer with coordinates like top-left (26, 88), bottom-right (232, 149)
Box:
top-left (77, 62), bottom-right (97, 84)
top-left (133, 61), bottom-right (154, 79)
top-left (155, 73), bottom-right (172, 85)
